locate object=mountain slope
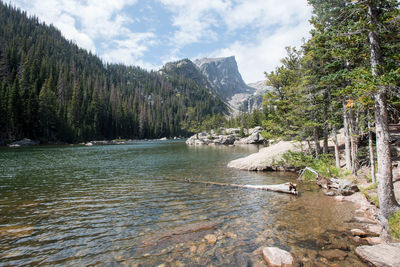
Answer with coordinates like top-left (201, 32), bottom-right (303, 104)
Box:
top-left (194, 57), bottom-right (269, 112)
top-left (0, 2), bottom-right (227, 143)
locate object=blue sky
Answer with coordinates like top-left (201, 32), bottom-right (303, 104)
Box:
top-left (9, 0), bottom-right (312, 83)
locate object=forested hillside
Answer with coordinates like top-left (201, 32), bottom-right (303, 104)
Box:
top-left (0, 2), bottom-right (227, 143)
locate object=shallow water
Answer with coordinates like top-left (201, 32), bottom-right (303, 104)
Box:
top-left (0, 141), bottom-right (366, 266)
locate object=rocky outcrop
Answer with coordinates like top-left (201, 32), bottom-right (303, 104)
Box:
top-left (8, 138), bottom-right (39, 147)
top-left (355, 244), bottom-right (400, 266)
top-left (186, 127), bottom-right (265, 146)
top-left (227, 141), bottom-right (303, 171)
top-left (262, 247), bottom-right (295, 267)
top-left (194, 56), bottom-right (270, 112)
top-left (194, 56), bottom-right (251, 100)
top-left (234, 126), bottom-right (265, 144)
top-left (161, 59), bottom-right (215, 93)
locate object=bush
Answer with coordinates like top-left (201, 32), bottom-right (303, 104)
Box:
top-left (389, 210), bottom-right (400, 239)
top-left (279, 151), bottom-right (343, 180)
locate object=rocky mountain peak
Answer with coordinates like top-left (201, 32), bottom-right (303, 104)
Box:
top-left (194, 56), bottom-right (252, 100)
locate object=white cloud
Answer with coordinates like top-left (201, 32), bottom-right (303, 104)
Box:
top-left (157, 0), bottom-right (229, 48)
top-left (211, 20), bottom-right (311, 83)
top-left (160, 0), bottom-right (312, 82)
top-left (102, 32), bottom-right (157, 66)
top-left (9, 0), bottom-right (156, 67)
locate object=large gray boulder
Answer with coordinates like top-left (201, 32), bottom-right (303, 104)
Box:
top-left (235, 126), bottom-right (264, 144)
top-left (355, 244), bottom-right (400, 266)
top-left (227, 141), bottom-right (303, 171)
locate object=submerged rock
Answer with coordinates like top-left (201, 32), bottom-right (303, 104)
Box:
top-left (318, 249), bottom-right (348, 261)
top-left (204, 234), bottom-right (217, 245)
top-left (356, 244), bottom-right (400, 266)
top-left (262, 247), bottom-right (295, 267)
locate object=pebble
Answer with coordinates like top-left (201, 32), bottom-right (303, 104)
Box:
top-left (205, 234), bottom-right (217, 245)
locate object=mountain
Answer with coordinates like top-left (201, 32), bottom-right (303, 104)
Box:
top-left (161, 59), bottom-right (215, 93)
top-left (193, 57), bottom-right (269, 113)
top-left (0, 3), bottom-right (227, 143)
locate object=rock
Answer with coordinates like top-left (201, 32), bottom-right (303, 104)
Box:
top-left (367, 224), bottom-right (383, 236)
top-left (337, 180), bottom-right (359, 196)
top-left (85, 142), bottom-right (93, 146)
top-left (354, 216), bottom-right (377, 224)
top-left (204, 234), bottom-right (217, 245)
top-left (364, 237), bottom-right (385, 245)
top-left (160, 137), bottom-right (168, 140)
top-left (8, 138), bottom-right (39, 147)
top-left (234, 127), bottom-right (265, 144)
top-left (225, 232), bottom-right (237, 239)
top-left (324, 191), bottom-right (336, 196)
top-left (318, 249), bottom-right (348, 261)
top-left (228, 141), bottom-right (303, 171)
top-left (262, 247), bottom-right (295, 267)
top-left (356, 244), bottom-right (400, 266)
top-left (351, 229), bottom-right (368, 237)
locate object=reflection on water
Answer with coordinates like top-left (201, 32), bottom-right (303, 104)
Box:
top-left (0, 141), bottom-right (366, 266)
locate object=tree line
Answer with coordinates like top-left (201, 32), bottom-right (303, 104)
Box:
top-left (262, 0), bottom-right (400, 225)
top-left (0, 2), bottom-right (227, 143)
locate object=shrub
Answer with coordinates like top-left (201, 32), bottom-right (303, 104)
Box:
top-left (279, 151), bottom-right (343, 180)
top-left (389, 210), bottom-right (400, 239)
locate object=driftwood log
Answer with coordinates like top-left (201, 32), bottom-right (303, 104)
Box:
top-left (188, 180), bottom-right (298, 195)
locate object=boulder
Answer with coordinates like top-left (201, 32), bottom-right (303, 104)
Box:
top-left (262, 247), bottom-right (295, 267)
top-left (356, 244), bottom-right (400, 267)
top-left (235, 127), bottom-right (265, 144)
top-left (227, 141), bottom-right (303, 171)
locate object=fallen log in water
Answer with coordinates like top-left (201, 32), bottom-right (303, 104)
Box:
top-left (189, 180), bottom-right (298, 195)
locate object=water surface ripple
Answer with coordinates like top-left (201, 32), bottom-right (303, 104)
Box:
top-left (0, 141), bottom-right (366, 266)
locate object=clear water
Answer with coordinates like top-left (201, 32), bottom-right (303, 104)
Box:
top-left (0, 141), bottom-right (366, 266)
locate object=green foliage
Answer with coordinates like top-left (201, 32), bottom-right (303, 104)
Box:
top-left (389, 210), bottom-right (400, 239)
top-left (0, 2), bottom-right (228, 142)
top-left (279, 151), bottom-right (343, 180)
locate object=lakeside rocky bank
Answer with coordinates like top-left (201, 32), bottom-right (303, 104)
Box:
top-left (186, 127), bottom-right (265, 146)
top-left (186, 127), bottom-right (400, 266)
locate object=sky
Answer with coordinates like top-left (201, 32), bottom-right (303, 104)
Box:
top-left (8, 0), bottom-right (313, 83)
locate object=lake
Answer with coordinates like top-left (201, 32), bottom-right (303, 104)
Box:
top-left (0, 140), bottom-right (366, 266)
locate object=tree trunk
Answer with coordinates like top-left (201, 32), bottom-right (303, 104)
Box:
top-left (343, 103), bottom-right (352, 170)
top-left (368, 1), bottom-right (399, 222)
top-left (323, 123), bottom-right (329, 154)
top-left (368, 120), bottom-right (376, 184)
top-left (349, 109), bottom-right (359, 176)
top-left (332, 125), bottom-right (340, 168)
top-left (323, 98), bottom-right (329, 154)
top-left (314, 126), bottom-right (321, 158)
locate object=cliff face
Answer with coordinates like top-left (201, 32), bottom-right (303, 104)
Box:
top-left (161, 56), bottom-right (270, 113)
top-left (162, 59), bottom-right (215, 92)
top-left (194, 56), bottom-right (252, 100)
